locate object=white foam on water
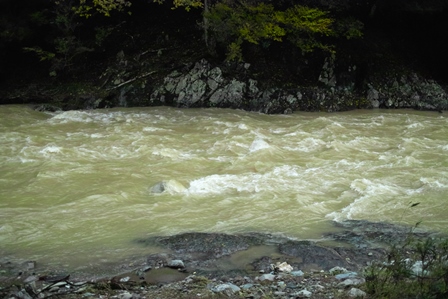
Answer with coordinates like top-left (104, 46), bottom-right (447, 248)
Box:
top-left (50, 110), bottom-right (95, 123)
top-left (284, 137), bottom-right (326, 152)
top-left (420, 177), bottom-right (448, 189)
top-left (187, 165), bottom-right (305, 195)
top-left (152, 148), bottom-right (194, 160)
top-left (249, 137), bottom-right (270, 152)
top-left (39, 145), bottom-right (62, 156)
top-left (49, 110), bottom-right (153, 125)
top-left (335, 159), bottom-right (365, 169)
top-left (19, 157), bottom-right (38, 163)
top-left (406, 122), bottom-right (424, 129)
top-left (187, 173), bottom-right (259, 194)
top-left (401, 156), bottom-right (423, 166)
top-left (142, 127), bottom-right (171, 132)
top-left (326, 178), bottom-right (415, 221)
top-left (90, 133), bottom-right (105, 138)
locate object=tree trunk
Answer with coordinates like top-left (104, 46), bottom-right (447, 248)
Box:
top-left (203, 0), bottom-right (216, 55)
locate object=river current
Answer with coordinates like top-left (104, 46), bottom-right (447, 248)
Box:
top-left (1, 105), bottom-right (447, 269)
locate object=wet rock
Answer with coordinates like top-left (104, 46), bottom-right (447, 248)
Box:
top-left (152, 232), bottom-right (264, 259)
top-left (43, 274), bottom-right (70, 283)
top-left (146, 253), bottom-right (173, 268)
top-left (149, 180), bottom-right (186, 194)
top-left (134, 265), bottom-right (152, 277)
top-left (326, 220), bottom-right (430, 248)
top-left (167, 259), bottom-right (185, 269)
top-left (278, 240), bottom-right (350, 270)
top-left (272, 261), bottom-right (293, 273)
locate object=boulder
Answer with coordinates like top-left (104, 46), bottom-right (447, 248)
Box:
top-left (149, 180), bottom-right (186, 194)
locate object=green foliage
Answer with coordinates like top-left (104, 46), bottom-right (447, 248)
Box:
top-left (72, 0), bottom-right (132, 18)
top-left (22, 0), bottom-right (122, 76)
top-left (23, 47), bottom-right (56, 61)
top-left (205, 2), bottom-right (364, 62)
top-left (227, 41), bottom-right (243, 62)
top-left (334, 17), bottom-right (364, 40)
top-left (94, 26), bottom-right (113, 46)
top-left (161, 0), bottom-right (203, 11)
top-left (364, 235), bottom-right (448, 298)
top-left (206, 3), bottom-right (335, 61)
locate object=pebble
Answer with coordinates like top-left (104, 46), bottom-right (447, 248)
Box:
top-left (274, 261), bottom-right (293, 273)
top-left (117, 291), bottom-right (133, 299)
top-left (329, 266), bottom-right (348, 275)
top-left (26, 261), bottom-right (36, 270)
top-left (291, 270), bottom-right (304, 277)
top-left (240, 283), bottom-right (254, 290)
top-left (48, 281), bottom-right (68, 289)
top-left (335, 272), bottom-right (358, 280)
top-left (338, 278), bottom-right (365, 287)
top-left (295, 289), bottom-right (312, 298)
top-left (211, 283), bottom-right (240, 293)
top-left (16, 290), bottom-right (33, 299)
top-left (348, 287), bottom-right (367, 298)
top-left (23, 275), bottom-right (38, 284)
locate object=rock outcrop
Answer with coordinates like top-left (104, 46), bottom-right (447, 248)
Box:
top-left (146, 58), bottom-right (448, 113)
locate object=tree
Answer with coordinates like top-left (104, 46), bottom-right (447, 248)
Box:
top-left (20, 0), bottom-right (362, 75)
top-left (72, 0), bottom-right (132, 18)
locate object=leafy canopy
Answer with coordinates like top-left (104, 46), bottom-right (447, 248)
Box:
top-left (206, 3), bottom-right (337, 61)
top-left (72, 0), bottom-right (203, 17)
top-left (71, 0), bottom-right (132, 17)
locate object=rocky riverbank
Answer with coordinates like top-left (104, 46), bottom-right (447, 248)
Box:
top-left (0, 220), bottom-right (434, 299)
top-left (14, 56), bottom-right (448, 115)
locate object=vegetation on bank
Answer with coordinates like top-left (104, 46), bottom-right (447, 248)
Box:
top-left (1, 0), bottom-right (447, 109)
top-left (1, 0), bottom-right (362, 76)
top-left (1, 235), bottom-right (448, 298)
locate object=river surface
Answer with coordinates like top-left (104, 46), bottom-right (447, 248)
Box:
top-left (1, 105), bottom-right (447, 270)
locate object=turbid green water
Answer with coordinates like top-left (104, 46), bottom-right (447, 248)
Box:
top-left (1, 105), bottom-right (447, 269)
